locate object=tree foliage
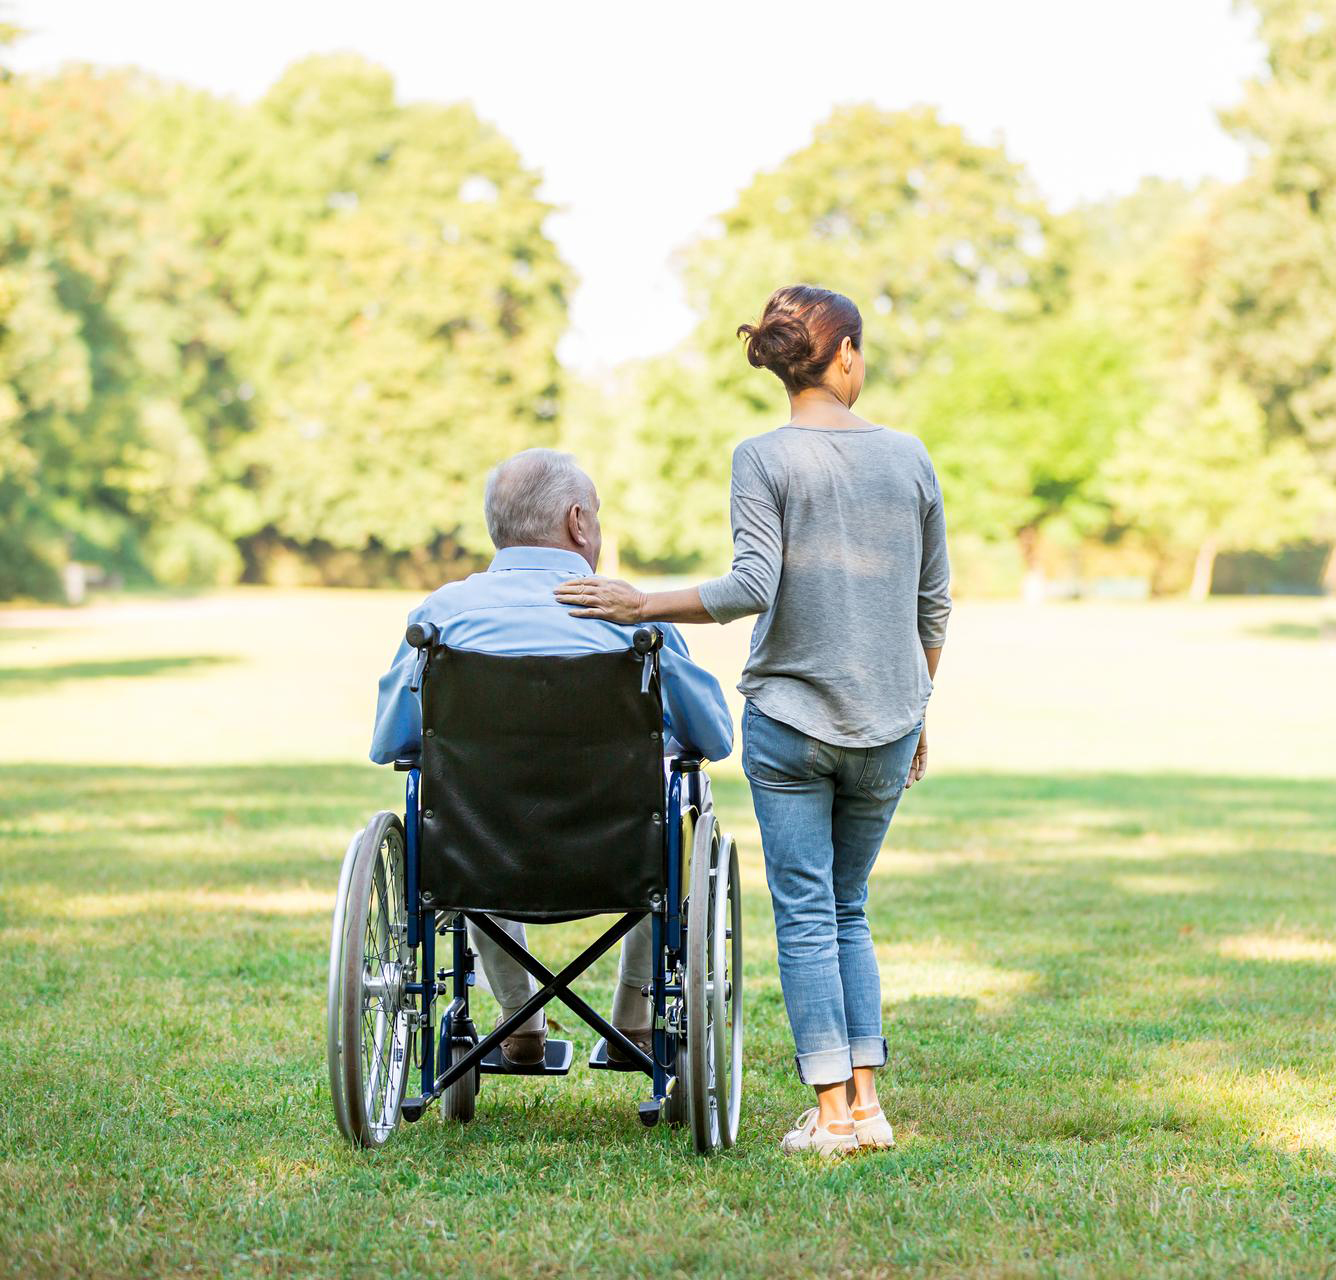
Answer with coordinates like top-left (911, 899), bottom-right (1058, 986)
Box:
top-left (604, 104), bottom-right (1064, 571)
top-left (899, 313), bottom-right (1154, 559)
top-left (147, 56), bottom-right (572, 566)
top-left (0, 67), bottom-right (242, 595)
top-left (1200, 0), bottom-right (1336, 466)
top-left (0, 55), bottom-right (570, 594)
top-left (686, 104), bottom-right (1061, 416)
top-left (4, 8), bottom-right (1336, 599)
top-left (1107, 366), bottom-right (1334, 597)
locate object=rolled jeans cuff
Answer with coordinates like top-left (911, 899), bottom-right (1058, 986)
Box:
top-left (850, 1035), bottom-right (888, 1070)
top-left (794, 1045), bottom-right (852, 1086)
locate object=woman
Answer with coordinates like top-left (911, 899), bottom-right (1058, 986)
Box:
top-left (555, 285), bottom-right (951, 1158)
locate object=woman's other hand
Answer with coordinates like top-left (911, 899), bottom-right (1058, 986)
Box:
top-left (554, 576), bottom-right (648, 624)
top-left (905, 722), bottom-right (928, 788)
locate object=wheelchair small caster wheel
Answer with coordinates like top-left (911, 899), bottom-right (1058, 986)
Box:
top-left (440, 1037), bottom-right (479, 1123)
top-left (638, 1099), bottom-right (662, 1128)
top-left (663, 1076), bottom-right (687, 1128)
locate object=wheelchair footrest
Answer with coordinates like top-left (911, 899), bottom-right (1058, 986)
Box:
top-left (588, 1037), bottom-right (648, 1073)
top-left (400, 1096), bottom-right (426, 1123)
top-left (479, 1038), bottom-right (574, 1076)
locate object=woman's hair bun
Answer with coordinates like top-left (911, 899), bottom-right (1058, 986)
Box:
top-left (736, 285), bottom-right (863, 392)
top-left (737, 313), bottom-right (814, 377)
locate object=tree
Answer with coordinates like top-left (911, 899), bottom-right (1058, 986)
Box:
top-left (0, 66), bottom-right (244, 596)
top-left (1064, 178), bottom-right (1215, 357)
top-left (684, 105), bottom-right (1062, 418)
top-left (898, 312), bottom-right (1154, 583)
top-left (1201, 0), bottom-right (1336, 468)
top-left (1106, 367), bottom-right (1334, 599)
top-left (597, 353), bottom-right (755, 570)
top-left (146, 55), bottom-right (572, 577)
top-left (613, 103), bottom-right (1065, 573)
top-left (0, 7), bottom-right (23, 56)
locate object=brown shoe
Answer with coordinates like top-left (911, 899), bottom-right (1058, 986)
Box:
top-left (501, 1024), bottom-right (547, 1068)
top-left (607, 1027), bottom-right (652, 1064)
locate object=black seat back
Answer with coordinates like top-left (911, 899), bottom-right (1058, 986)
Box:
top-left (418, 645), bottom-right (666, 921)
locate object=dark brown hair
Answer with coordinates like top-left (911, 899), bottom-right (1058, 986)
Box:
top-left (736, 285), bottom-right (863, 392)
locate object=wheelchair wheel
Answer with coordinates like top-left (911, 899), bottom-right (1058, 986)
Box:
top-left (710, 833), bottom-right (742, 1148)
top-left (328, 826), bottom-right (363, 1142)
top-left (684, 810), bottom-right (740, 1153)
top-left (329, 812), bottom-right (413, 1148)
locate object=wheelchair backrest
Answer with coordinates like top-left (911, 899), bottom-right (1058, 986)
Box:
top-left (417, 644), bottom-right (667, 921)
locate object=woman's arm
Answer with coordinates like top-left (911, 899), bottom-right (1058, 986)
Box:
top-left (907, 462), bottom-right (950, 790)
top-left (553, 579), bottom-right (712, 625)
top-left (917, 464), bottom-right (952, 649)
top-left (923, 644), bottom-right (942, 682)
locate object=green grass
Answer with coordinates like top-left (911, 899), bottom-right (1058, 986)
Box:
top-left (2, 593), bottom-right (1335, 1277)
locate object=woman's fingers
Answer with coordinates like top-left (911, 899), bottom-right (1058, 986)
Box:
top-left (555, 577), bottom-right (610, 614)
top-left (553, 576), bottom-right (600, 604)
top-left (905, 726), bottom-right (927, 788)
top-left (554, 579), bottom-right (613, 616)
top-left (553, 576), bottom-right (643, 623)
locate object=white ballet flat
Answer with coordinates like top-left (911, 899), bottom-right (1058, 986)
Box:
top-left (852, 1103), bottom-right (895, 1150)
top-left (779, 1107), bottom-right (858, 1160)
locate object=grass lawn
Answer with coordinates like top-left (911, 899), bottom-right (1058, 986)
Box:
top-left (1, 591), bottom-right (1335, 1278)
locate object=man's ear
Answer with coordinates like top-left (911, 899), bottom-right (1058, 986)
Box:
top-left (567, 504), bottom-right (587, 547)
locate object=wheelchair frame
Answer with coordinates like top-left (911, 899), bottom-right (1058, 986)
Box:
top-left (327, 627), bottom-right (742, 1155)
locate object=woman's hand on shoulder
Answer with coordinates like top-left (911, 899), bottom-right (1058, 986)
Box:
top-left (554, 576), bottom-right (648, 624)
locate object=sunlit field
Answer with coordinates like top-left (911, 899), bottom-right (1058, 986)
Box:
top-left (2, 591), bottom-right (1335, 1278)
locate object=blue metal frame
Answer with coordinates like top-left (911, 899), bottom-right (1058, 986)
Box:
top-left (396, 637), bottom-right (698, 1122)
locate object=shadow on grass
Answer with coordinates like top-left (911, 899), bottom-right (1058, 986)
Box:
top-left (0, 654), bottom-right (237, 694)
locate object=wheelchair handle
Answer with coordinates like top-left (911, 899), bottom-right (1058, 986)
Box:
top-left (406, 621), bottom-right (438, 693)
top-left (633, 626), bottom-right (663, 695)
top-left (632, 626), bottom-right (663, 656)
top-left (406, 621), bottom-right (439, 650)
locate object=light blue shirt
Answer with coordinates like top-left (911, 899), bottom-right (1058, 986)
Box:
top-left (370, 546), bottom-right (734, 765)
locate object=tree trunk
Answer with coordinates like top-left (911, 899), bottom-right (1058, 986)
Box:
top-left (1320, 542), bottom-right (1336, 594)
top-left (1189, 535), bottom-right (1218, 602)
top-left (1018, 525), bottom-right (1046, 604)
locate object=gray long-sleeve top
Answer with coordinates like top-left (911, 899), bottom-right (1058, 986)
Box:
top-left (698, 424), bottom-right (951, 748)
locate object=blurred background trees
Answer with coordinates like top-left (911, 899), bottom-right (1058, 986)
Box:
top-left (1, 52), bottom-right (569, 595)
top-left (2, 1), bottom-right (1335, 600)
top-left (0, 65), bottom-right (242, 597)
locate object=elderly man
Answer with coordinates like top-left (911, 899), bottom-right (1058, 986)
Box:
top-left (370, 448), bottom-right (733, 1067)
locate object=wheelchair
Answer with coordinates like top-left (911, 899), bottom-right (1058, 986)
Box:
top-left (326, 625), bottom-right (743, 1154)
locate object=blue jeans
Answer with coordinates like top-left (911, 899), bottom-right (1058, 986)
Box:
top-left (742, 701), bottom-right (921, 1086)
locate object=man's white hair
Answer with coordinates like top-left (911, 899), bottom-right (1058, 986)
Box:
top-left (483, 448), bottom-right (596, 549)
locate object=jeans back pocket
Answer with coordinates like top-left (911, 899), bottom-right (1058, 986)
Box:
top-left (742, 702), bottom-right (821, 784)
top-left (854, 720), bottom-right (923, 801)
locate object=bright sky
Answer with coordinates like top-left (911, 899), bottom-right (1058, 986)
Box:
top-left (11, 0), bottom-right (1265, 372)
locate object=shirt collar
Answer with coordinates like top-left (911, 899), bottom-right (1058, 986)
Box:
top-left (487, 545), bottom-right (593, 575)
